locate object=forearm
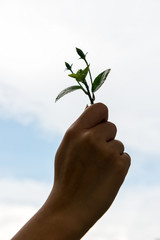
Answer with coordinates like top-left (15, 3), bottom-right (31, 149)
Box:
top-left (11, 192), bottom-right (86, 240)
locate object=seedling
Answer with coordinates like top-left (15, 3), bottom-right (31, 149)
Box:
top-left (55, 48), bottom-right (111, 105)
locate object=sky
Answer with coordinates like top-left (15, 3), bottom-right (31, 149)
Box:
top-left (0, 0), bottom-right (160, 239)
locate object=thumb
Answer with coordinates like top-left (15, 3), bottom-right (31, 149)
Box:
top-left (75, 103), bottom-right (108, 129)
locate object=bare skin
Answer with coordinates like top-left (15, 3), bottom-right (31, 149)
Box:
top-left (11, 103), bottom-right (131, 240)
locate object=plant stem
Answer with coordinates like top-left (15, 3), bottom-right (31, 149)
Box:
top-left (84, 59), bottom-right (93, 83)
top-left (84, 59), bottom-right (95, 101)
top-left (77, 81), bottom-right (88, 95)
top-left (84, 81), bottom-right (94, 105)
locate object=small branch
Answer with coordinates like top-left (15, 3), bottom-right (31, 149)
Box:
top-left (84, 81), bottom-right (94, 105)
top-left (77, 81), bottom-right (88, 95)
top-left (84, 59), bottom-right (95, 101)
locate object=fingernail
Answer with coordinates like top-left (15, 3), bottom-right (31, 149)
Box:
top-left (85, 104), bottom-right (88, 109)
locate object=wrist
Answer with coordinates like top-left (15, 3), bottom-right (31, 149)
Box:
top-left (46, 189), bottom-right (89, 240)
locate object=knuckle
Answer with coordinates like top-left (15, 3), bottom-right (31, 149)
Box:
top-left (115, 139), bottom-right (125, 152)
top-left (96, 102), bottom-right (108, 116)
top-left (128, 155), bottom-right (131, 167)
top-left (82, 130), bottom-right (95, 145)
top-left (108, 122), bottom-right (117, 135)
top-left (124, 153), bottom-right (131, 168)
top-left (114, 153), bottom-right (131, 176)
top-left (114, 158), bottom-right (127, 175)
top-left (65, 125), bottom-right (77, 141)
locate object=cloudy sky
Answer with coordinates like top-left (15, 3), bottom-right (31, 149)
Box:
top-left (0, 0), bottom-right (160, 239)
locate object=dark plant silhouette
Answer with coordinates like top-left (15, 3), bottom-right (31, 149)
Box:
top-left (55, 48), bottom-right (111, 105)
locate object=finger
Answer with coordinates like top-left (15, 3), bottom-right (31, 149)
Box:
top-left (84, 104), bottom-right (88, 110)
top-left (91, 121), bottom-right (117, 142)
top-left (108, 139), bottom-right (125, 155)
top-left (74, 103), bottom-right (108, 129)
top-left (121, 152), bottom-right (131, 169)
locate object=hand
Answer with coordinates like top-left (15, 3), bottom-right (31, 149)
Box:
top-left (12, 103), bottom-right (131, 240)
top-left (50, 102), bottom-right (131, 238)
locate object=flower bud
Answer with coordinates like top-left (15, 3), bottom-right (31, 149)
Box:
top-left (65, 62), bottom-right (73, 71)
top-left (76, 48), bottom-right (86, 60)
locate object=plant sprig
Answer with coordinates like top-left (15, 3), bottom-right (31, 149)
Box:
top-left (55, 47), bottom-right (111, 105)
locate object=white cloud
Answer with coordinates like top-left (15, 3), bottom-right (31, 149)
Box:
top-left (0, 178), bottom-right (160, 240)
top-left (0, 204), bottom-right (36, 240)
top-left (0, 0), bottom-right (160, 155)
top-left (0, 178), bottom-right (52, 240)
top-left (83, 185), bottom-right (160, 240)
top-left (0, 178), bottom-right (52, 206)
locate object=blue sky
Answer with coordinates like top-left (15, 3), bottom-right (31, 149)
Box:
top-left (0, 117), bottom-right (61, 181)
top-left (0, 0), bottom-right (160, 239)
top-left (0, 116), bottom-right (160, 186)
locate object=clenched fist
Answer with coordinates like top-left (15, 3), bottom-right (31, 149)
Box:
top-left (51, 102), bottom-right (131, 238)
top-left (12, 103), bottom-right (131, 240)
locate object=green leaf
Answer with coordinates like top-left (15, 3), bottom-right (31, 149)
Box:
top-left (68, 66), bottom-right (89, 83)
top-left (55, 85), bottom-right (81, 102)
top-left (68, 73), bottom-right (77, 79)
top-left (81, 65), bottom-right (90, 79)
top-left (76, 47), bottom-right (86, 59)
top-left (92, 69), bottom-right (111, 93)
